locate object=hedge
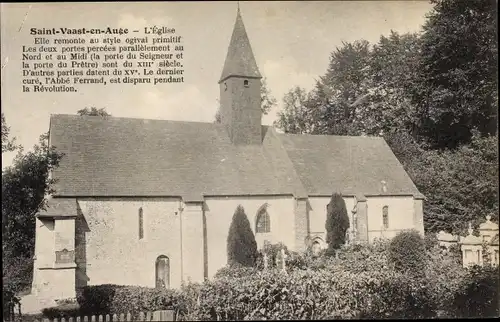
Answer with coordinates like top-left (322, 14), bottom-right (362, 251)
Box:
top-left (64, 242), bottom-right (498, 320)
top-left (77, 284), bottom-right (179, 317)
top-left (194, 268), bottom-right (435, 320)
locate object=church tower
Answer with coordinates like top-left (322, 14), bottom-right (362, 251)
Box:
top-left (219, 7), bottom-right (263, 145)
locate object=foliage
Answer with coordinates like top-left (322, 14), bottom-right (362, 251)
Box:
top-left (273, 1), bottom-right (498, 235)
top-left (226, 205), bottom-right (258, 267)
top-left (76, 107), bottom-right (111, 116)
top-left (194, 266), bottom-right (435, 320)
top-left (176, 282), bottom-right (203, 321)
top-left (388, 230), bottom-right (427, 275)
top-left (398, 132), bottom-right (498, 234)
top-left (215, 77), bottom-right (276, 123)
top-left (274, 86), bottom-right (317, 134)
top-left (411, 0), bottom-right (498, 149)
top-left (2, 255), bottom-right (33, 296)
top-left (425, 244), bottom-right (467, 317)
top-left (452, 265), bottom-right (499, 318)
top-left (325, 193), bottom-right (350, 253)
top-left (1, 112), bottom-right (18, 153)
top-left (213, 264), bottom-right (257, 280)
top-left (41, 303), bottom-right (80, 320)
top-left (2, 132), bottom-right (64, 299)
top-left (77, 284), bottom-right (179, 317)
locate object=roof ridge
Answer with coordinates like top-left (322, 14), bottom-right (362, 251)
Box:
top-left (50, 114), bottom-right (225, 127)
top-left (277, 132), bottom-right (385, 140)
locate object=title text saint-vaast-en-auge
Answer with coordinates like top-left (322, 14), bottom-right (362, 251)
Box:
top-left (30, 26), bottom-right (175, 36)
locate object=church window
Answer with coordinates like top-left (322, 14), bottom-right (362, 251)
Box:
top-left (155, 255), bottom-right (170, 288)
top-left (139, 207), bottom-right (144, 240)
top-left (224, 82), bottom-right (227, 91)
top-left (382, 206), bottom-right (389, 229)
top-left (244, 79), bottom-right (249, 87)
top-left (256, 207), bottom-right (270, 233)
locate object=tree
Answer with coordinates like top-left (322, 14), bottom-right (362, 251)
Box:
top-left (388, 230), bottom-right (426, 275)
top-left (1, 113), bottom-right (18, 153)
top-left (214, 77), bottom-right (277, 123)
top-left (77, 107), bottom-right (111, 116)
top-left (2, 132), bottom-right (64, 292)
top-left (325, 193), bottom-right (350, 254)
top-left (411, 0), bottom-right (498, 149)
top-left (227, 205), bottom-right (258, 267)
top-left (274, 86), bottom-right (317, 134)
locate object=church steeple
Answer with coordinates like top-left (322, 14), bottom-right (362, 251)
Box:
top-left (218, 6), bottom-right (263, 145)
top-left (219, 6), bottom-right (262, 84)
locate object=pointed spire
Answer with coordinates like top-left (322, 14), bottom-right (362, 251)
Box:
top-left (219, 5), bottom-right (262, 83)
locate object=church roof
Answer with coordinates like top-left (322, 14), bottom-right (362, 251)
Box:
top-left (37, 198), bottom-right (78, 218)
top-left (278, 133), bottom-right (421, 196)
top-left (219, 8), bottom-right (261, 83)
top-left (48, 114), bottom-right (421, 199)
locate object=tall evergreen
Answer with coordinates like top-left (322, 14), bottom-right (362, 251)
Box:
top-left (227, 205), bottom-right (258, 267)
top-left (325, 193), bottom-right (350, 254)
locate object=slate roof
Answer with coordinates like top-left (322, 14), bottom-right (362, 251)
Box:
top-left (278, 133), bottom-right (421, 196)
top-left (48, 114), bottom-right (421, 199)
top-left (37, 198), bottom-right (78, 218)
top-left (219, 9), bottom-right (261, 83)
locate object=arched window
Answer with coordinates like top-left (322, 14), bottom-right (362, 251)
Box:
top-left (155, 255), bottom-right (170, 288)
top-left (382, 206), bottom-right (389, 229)
top-left (244, 79), bottom-right (249, 87)
top-left (138, 207), bottom-right (144, 239)
top-left (256, 207), bottom-right (270, 233)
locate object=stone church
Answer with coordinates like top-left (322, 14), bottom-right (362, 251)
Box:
top-left (29, 9), bottom-right (425, 304)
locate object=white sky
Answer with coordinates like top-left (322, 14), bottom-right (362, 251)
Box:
top-left (1, 1), bottom-right (433, 168)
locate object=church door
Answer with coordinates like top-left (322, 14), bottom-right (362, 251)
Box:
top-left (155, 255), bottom-right (170, 288)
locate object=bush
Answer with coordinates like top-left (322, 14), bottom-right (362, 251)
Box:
top-left (388, 230), bottom-right (426, 274)
top-left (176, 282), bottom-right (203, 321)
top-left (213, 264), bottom-right (257, 280)
top-left (77, 284), bottom-right (123, 315)
top-left (424, 244), bottom-right (467, 317)
top-left (452, 265), bottom-right (499, 318)
top-left (227, 205), bottom-right (258, 267)
top-left (194, 267), bottom-right (435, 320)
top-left (325, 193), bottom-right (350, 253)
top-left (77, 284), bottom-right (179, 317)
top-left (41, 303), bottom-right (80, 320)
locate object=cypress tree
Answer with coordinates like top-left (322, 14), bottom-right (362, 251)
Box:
top-left (325, 192), bottom-right (350, 254)
top-left (227, 205), bottom-right (258, 267)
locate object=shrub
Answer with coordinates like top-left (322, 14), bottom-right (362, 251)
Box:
top-left (226, 205), bottom-right (258, 267)
top-left (194, 267), bottom-right (435, 320)
top-left (41, 303), bottom-right (80, 320)
top-left (452, 265), bottom-right (499, 318)
top-left (110, 286), bottom-right (179, 316)
top-left (213, 264), bottom-right (257, 280)
top-left (425, 244), bottom-right (467, 318)
top-left (77, 284), bottom-right (179, 317)
top-left (176, 282), bottom-right (203, 321)
top-left (325, 193), bottom-right (350, 254)
top-left (77, 284), bottom-right (122, 315)
top-left (388, 229), bottom-right (426, 275)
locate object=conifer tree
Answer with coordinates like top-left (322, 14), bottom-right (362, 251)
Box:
top-left (227, 205), bottom-right (258, 267)
top-left (325, 192), bottom-right (350, 254)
